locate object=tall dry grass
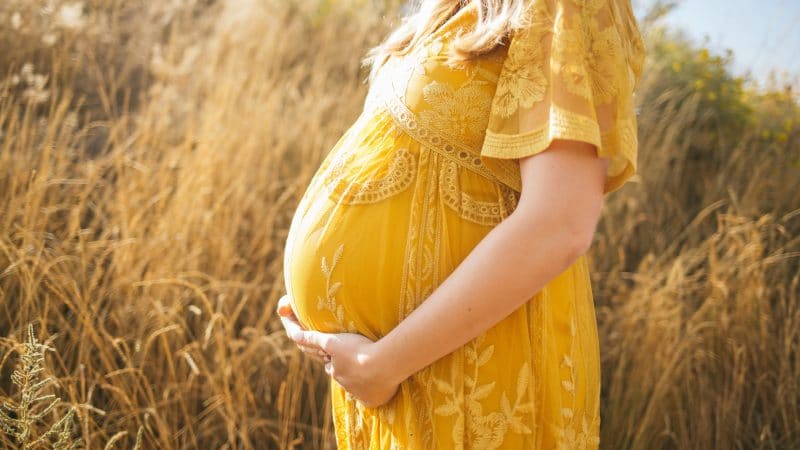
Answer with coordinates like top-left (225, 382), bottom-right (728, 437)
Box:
top-left (1, 0), bottom-right (798, 449)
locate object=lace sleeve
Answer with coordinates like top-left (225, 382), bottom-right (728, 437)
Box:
top-left (480, 0), bottom-right (646, 195)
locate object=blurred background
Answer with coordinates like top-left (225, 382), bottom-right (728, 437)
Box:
top-left (0, 0), bottom-right (798, 448)
top-left (635, 0), bottom-right (800, 92)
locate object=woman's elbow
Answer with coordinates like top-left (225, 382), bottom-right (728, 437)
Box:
top-left (568, 222), bottom-right (596, 259)
top-left (509, 205), bottom-right (598, 261)
top-left (561, 195), bottom-right (604, 258)
top-left (562, 204), bottom-right (602, 259)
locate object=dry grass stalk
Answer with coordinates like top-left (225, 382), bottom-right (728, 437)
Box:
top-left (0, 324), bottom-right (82, 449)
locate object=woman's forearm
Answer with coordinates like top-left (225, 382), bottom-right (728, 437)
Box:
top-left (371, 208), bottom-right (589, 385)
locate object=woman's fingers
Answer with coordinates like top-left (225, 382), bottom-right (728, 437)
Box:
top-left (279, 312), bottom-right (305, 341)
top-left (276, 294), bottom-right (297, 318)
top-left (277, 294), bottom-right (331, 357)
top-left (295, 330), bottom-right (334, 353)
top-left (298, 344), bottom-right (329, 363)
top-left (276, 294), bottom-right (339, 367)
top-left (277, 294), bottom-right (308, 341)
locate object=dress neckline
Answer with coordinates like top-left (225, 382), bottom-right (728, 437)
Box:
top-left (402, 2), bottom-right (476, 56)
top-left (431, 2), bottom-right (477, 39)
top-left (377, 3), bottom-right (478, 72)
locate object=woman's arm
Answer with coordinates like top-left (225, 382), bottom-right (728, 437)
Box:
top-left (370, 139), bottom-right (608, 384)
top-left (291, 138), bottom-right (608, 407)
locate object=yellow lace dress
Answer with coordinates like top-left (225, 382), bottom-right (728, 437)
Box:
top-left (282, 0), bottom-right (645, 448)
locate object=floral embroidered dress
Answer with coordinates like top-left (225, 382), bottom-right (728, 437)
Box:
top-left (282, 0), bottom-right (645, 448)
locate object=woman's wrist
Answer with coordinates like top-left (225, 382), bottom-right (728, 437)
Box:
top-left (366, 337), bottom-right (412, 386)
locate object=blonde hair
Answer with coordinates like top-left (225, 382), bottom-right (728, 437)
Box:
top-left (362, 0), bottom-right (530, 83)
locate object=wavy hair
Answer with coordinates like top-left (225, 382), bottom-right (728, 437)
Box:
top-left (362, 0), bottom-right (531, 83)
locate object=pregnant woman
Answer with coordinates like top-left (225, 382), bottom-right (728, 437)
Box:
top-left (279, 0), bottom-right (644, 447)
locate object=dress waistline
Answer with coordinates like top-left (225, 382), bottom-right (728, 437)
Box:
top-left (379, 93), bottom-right (505, 185)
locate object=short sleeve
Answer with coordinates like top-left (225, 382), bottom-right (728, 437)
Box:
top-left (479, 0), bottom-right (646, 195)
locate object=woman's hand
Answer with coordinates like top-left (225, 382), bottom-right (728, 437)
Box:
top-left (293, 329), bottom-right (403, 409)
top-left (276, 294), bottom-right (329, 363)
top-left (277, 293), bottom-right (403, 408)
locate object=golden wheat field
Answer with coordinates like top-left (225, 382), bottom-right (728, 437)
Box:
top-left (1, 0), bottom-right (798, 449)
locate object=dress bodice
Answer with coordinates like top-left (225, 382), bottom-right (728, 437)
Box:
top-left (362, 0), bottom-right (646, 195)
top-left (362, 5), bottom-right (522, 191)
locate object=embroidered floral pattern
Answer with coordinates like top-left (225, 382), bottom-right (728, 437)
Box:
top-left (552, 0), bottom-right (622, 105)
top-left (556, 414), bottom-right (601, 450)
top-left (432, 334), bottom-right (534, 449)
top-left (491, 1), bottom-right (551, 118)
top-left (316, 243), bottom-right (358, 333)
top-left (420, 78), bottom-right (492, 148)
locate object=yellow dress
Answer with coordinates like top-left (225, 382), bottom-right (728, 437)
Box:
top-left (283, 0), bottom-right (645, 448)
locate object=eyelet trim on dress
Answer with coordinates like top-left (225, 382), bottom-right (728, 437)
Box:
top-left (381, 92), bottom-right (503, 185)
top-left (439, 159), bottom-right (519, 226)
top-left (323, 147), bottom-right (417, 205)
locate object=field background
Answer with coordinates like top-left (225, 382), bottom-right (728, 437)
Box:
top-left (1, 0), bottom-right (798, 448)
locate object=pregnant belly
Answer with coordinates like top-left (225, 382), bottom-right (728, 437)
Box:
top-left (282, 109), bottom-right (513, 339)
top-left (283, 169), bottom-right (415, 340)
